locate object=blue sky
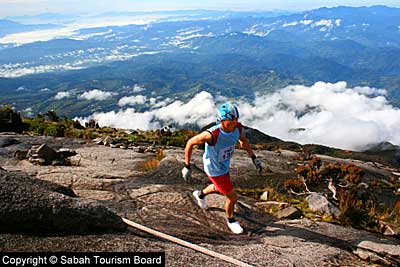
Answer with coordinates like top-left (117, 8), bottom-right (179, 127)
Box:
top-left (1, 0), bottom-right (400, 17)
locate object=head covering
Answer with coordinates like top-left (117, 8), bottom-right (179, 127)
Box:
top-left (217, 103), bottom-right (239, 122)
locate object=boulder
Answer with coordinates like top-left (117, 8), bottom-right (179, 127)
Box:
top-left (354, 240), bottom-right (400, 266)
top-left (57, 148), bottom-right (77, 159)
top-left (26, 144), bottom-right (77, 166)
top-left (103, 136), bottom-right (113, 146)
top-left (0, 169), bottom-right (126, 235)
top-left (36, 144), bottom-right (58, 161)
top-left (259, 191), bottom-right (269, 201)
top-left (256, 201), bottom-right (290, 212)
top-left (378, 221), bottom-right (400, 237)
top-left (27, 144), bottom-right (59, 165)
top-left (275, 206), bottom-right (302, 219)
top-left (92, 137), bottom-right (103, 145)
top-left (306, 193), bottom-right (340, 218)
top-left (14, 150), bottom-right (28, 160)
top-left (0, 137), bottom-right (20, 148)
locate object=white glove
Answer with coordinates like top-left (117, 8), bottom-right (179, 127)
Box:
top-left (181, 164), bottom-right (192, 181)
top-left (252, 155), bottom-right (263, 173)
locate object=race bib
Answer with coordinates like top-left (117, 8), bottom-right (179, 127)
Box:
top-left (218, 145), bottom-right (235, 162)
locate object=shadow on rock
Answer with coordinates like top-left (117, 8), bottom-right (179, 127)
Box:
top-left (0, 169), bottom-right (126, 236)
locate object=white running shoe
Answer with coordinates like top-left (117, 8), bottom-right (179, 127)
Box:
top-left (193, 190), bottom-right (207, 209)
top-left (227, 219), bottom-right (244, 234)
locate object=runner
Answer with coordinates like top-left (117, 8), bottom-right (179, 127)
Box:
top-left (182, 103), bottom-right (263, 234)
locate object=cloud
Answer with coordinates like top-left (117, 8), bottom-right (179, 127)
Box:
top-left (78, 89), bottom-right (116, 101)
top-left (78, 82), bottom-right (400, 150)
top-left (133, 84), bottom-right (145, 93)
top-left (55, 91), bottom-right (71, 99)
top-left (283, 21), bottom-right (298, 27)
top-left (0, 50), bottom-right (167, 78)
top-left (0, 14), bottom-right (167, 45)
top-left (238, 81), bottom-right (400, 151)
top-left (118, 95), bottom-right (147, 106)
top-left (80, 91), bottom-right (216, 130)
top-left (0, 27), bottom-right (76, 45)
top-left (23, 107), bottom-right (33, 117)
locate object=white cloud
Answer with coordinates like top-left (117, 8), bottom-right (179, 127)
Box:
top-left (133, 84), bottom-right (145, 93)
top-left (0, 27), bottom-right (76, 45)
top-left (300, 20), bottom-right (313, 25)
top-left (238, 81), bottom-right (400, 151)
top-left (23, 107), bottom-right (33, 117)
top-left (82, 108), bottom-right (157, 130)
top-left (283, 21), bottom-right (298, 27)
top-left (78, 89), bottom-right (116, 101)
top-left (0, 62), bottom-right (83, 77)
top-left (71, 29), bottom-right (113, 41)
top-left (175, 32), bottom-right (215, 41)
top-left (244, 24), bottom-right (274, 37)
top-left (79, 82), bottom-right (400, 151)
top-left (314, 19), bottom-right (333, 27)
top-left (154, 91), bottom-right (216, 127)
top-left (177, 27), bottom-right (203, 35)
top-left (80, 91), bottom-right (216, 130)
top-left (118, 95), bottom-right (147, 106)
top-left (55, 91), bottom-right (71, 100)
top-left (151, 97), bottom-right (172, 108)
top-left (0, 50), bottom-right (167, 77)
top-left (0, 15), bottom-right (167, 45)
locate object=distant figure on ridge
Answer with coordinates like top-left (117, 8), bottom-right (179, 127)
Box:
top-left (182, 103), bottom-right (263, 234)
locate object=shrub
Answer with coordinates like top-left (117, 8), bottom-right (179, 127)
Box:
top-left (43, 124), bottom-right (65, 137)
top-left (0, 104), bottom-right (25, 133)
top-left (340, 164), bottom-right (364, 184)
top-left (137, 148), bottom-right (166, 172)
top-left (46, 110), bottom-right (59, 122)
top-left (295, 156), bottom-right (322, 186)
top-left (284, 178), bottom-right (306, 193)
top-left (319, 162), bottom-right (342, 183)
top-left (138, 158), bottom-right (160, 172)
top-left (159, 135), bottom-right (187, 147)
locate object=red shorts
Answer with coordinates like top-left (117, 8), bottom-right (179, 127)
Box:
top-left (207, 173), bottom-right (233, 195)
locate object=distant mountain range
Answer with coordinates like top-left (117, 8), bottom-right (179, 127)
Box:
top-left (0, 6), bottom-right (399, 119)
top-left (0, 19), bottom-right (59, 38)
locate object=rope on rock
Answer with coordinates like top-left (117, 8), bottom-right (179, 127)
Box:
top-left (122, 218), bottom-right (254, 267)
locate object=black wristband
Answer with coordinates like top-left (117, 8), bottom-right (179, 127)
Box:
top-left (251, 155), bottom-right (257, 161)
top-left (184, 163), bottom-right (191, 169)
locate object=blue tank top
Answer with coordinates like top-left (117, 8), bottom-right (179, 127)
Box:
top-left (203, 122), bottom-right (242, 177)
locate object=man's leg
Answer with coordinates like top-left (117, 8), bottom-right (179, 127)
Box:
top-left (225, 190), bottom-right (243, 234)
top-left (202, 184), bottom-right (217, 195)
top-left (193, 184), bottom-right (217, 209)
top-left (225, 190), bottom-right (238, 219)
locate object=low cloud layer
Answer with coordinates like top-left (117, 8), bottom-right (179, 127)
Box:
top-left (239, 81), bottom-right (400, 151)
top-left (78, 89), bottom-right (117, 101)
top-left (79, 82), bottom-right (400, 151)
top-left (54, 91), bottom-right (71, 100)
top-left (118, 95), bottom-right (147, 106)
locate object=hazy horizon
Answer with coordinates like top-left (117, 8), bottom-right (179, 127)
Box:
top-left (1, 0), bottom-right (400, 18)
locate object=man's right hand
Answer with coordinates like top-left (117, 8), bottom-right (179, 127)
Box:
top-left (251, 155), bottom-right (263, 173)
top-left (181, 164), bottom-right (192, 181)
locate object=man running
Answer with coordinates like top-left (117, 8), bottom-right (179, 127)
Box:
top-left (182, 103), bottom-right (263, 234)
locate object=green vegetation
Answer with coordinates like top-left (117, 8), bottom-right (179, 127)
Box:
top-left (17, 110), bottom-right (197, 147)
top-left (0, 104), bottom-right (26, 133)
top-left (282, 157), bottom-right (398, 233)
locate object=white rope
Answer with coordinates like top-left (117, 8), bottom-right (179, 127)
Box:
top-left (122, 218), bottom-right (254, 267)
